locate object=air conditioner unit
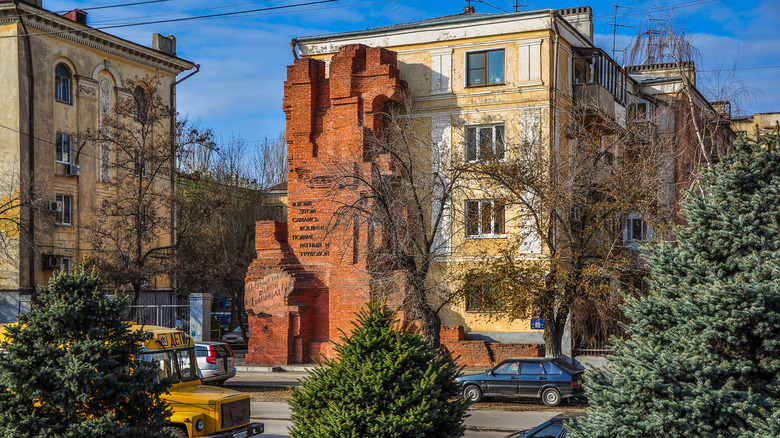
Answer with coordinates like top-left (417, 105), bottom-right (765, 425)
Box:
top-left (65, 164), bottom-right (80, 176)
top-left (46, 200), bottom-right (63, 212)
top-left (42, 255), bottom-right (60, 270)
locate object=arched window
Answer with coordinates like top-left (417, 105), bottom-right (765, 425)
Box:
top-left (55, 63), bottom-right (72, 104)
top-left (133, 86), bottom-right (146, 121)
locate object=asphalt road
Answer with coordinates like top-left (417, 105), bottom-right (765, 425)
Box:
top-left (250, 401), bottom-right (571, 437)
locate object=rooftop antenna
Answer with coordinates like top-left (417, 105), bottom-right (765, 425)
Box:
top-left (606, 3), bottom-right (633, 64)
top-left (513, 1), bottom-right (528, 12)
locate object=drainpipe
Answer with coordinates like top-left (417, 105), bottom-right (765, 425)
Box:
top-left (169, 64), bottom-right (200, 297)
top-left (13, 0), bottom-right (36, 291)
top-left (290, 40), bottom-right (299, 60)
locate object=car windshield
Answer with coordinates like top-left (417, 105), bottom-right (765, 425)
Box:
top-left (140, 348), bottom-right (199, 383)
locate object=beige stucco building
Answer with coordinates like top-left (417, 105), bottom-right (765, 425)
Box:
top-left (731, 112), bottom-right (780, 140)
top-left (0, 0), bottom-right (195, 322)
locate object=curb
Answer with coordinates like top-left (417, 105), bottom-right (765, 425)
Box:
top-left (235, 365), bottom-right (319, 373)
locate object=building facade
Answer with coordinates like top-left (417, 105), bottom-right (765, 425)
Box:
top-left (0, 0), bottom-right (195, 322)
top-left (246, 6), bottom-right (729, 365)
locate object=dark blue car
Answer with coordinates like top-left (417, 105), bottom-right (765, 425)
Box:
top-left (455, 358), bottom-right (584, 406)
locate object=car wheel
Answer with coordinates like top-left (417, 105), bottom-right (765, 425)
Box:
top-left (163, 426), bottom-right (188, 438)
top-left (542, 388), bottom-right (561, 407)
top-left (463, 385), bottom-right (483, 403)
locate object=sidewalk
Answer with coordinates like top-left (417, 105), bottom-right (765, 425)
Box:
top-left (232, 355), bottom-right (488, 375)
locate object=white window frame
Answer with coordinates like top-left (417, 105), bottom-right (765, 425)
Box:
top-left (56, 133), bottom-right (72, 164)
top-left (465, 199), bottom-right (506, 238)
top-left (55, 194), bottom-right (73, 226)
top-left (465, 124), bottom-right (505, 162)
top-left (624, 214), bottom-right (650, 244)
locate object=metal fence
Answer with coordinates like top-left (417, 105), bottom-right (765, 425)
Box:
top-left (127, 304), bottom-right (190, 334)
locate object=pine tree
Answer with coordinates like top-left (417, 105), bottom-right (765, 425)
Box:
top-left (289, 301), bottom-right (469, 438)
top-left (573, 134), bottom-right (780, 437)
top-left (0, 264), bottom-right (172, 437)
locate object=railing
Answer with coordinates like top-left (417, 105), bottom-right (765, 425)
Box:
top-left (127, 304), bottom-right (190, 334)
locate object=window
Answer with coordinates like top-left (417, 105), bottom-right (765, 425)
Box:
top-left (466, 49), bottom-right (504, 86)
top-left (134, 153), bottom-right (149, 178)
top-left (466, 124), bottom-right (504, 161)
top-left (133, 86), bottom-right (146, 121)
top-left (56, 194), bottom-right (72, 225)
top-left (493, 361), bottom-right (519, 375)
top-left (465, 275), bottom-right (504, 311)
top-left (466, 199), bottom-right (505, 237)
top-left (520, 362), bottom-right (544, 375)
top-left (55, 63), bottom-right (72, 104)
top-left (56, 133), bottom-right (72, 164)
top-left (528, 423), bottom-right (565, 438)
top-left (628, 102), bottom-right (649, 121)
top-left (625, 217), bottom-right (647, 242)
top-left (60, 258), bottom-right (71, 273)
top-left (542, 362), bottom-right (563, 375)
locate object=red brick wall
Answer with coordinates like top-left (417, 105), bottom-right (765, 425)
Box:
top-left (439, 325), bottom-right (545, 367)
top-left (246, 44), bottom-right (404, 365)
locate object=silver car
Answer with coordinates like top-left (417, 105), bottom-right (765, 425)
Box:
top-left (194, 341), bottom-right (236, 386)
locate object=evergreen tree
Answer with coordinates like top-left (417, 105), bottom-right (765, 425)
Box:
top-left (289, 301), bottom-right (469, 438)
top-left (573, 134), bottom-right (780, 437)
top-left (0, 264), bottom-right (171, 437)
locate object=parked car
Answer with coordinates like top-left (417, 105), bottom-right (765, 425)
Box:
top-left (194, 341), bottom-right (236, 386)
top-left (455, 358), bottom-right (584, 406)
top-left (221, 326), bottom-right (249, 346)
top-left (506, 412), bottom-right (584, 438)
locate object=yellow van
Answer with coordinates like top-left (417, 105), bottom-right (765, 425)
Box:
top-left (0, 323), bottom-right (264, 438)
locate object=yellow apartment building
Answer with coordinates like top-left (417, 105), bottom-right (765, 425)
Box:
top-left (0, 0), bottom-right (195, 322)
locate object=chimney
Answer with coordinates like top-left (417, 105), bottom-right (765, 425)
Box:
top-left (153, 33), bottom-right (176, 56)
top-left (557, 6), bottom-right (593, 43)
top-left (463, 5), bottom-right (475, 14)
top-left (63, 9), bottom-right (87, 25)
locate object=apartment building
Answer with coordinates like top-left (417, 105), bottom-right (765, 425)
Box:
top-left (0, 0), bottom-right (195, 322)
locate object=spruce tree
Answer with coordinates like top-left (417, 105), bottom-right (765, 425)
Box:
top-left (0, 264), bottom-right (172, 437)
top-left (289, 301), bottom-right (469, 438)
top-left (573, 134), bottom-right (780, 437)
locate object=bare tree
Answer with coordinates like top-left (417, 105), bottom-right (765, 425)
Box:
top-left (177, 135), bottom-right (281, 341)
top-left (324, 97), bottom-right (468, 347)
top-left (625, 9), bottom-right (746, 175)
top-left (83, 75), bottom-right (212, 304)
top-left (457, 105), bottom-right (675, 357)
top-left (0, 161), bottom-right (52, 286)
top-left (255, 131), bottom-right (287, 189)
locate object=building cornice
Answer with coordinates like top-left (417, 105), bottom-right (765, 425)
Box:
top-left (0, 3), bottom-right (195, 75)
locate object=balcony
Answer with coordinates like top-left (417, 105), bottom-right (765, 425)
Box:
top-left (573, 83), bottom-right (616, 120)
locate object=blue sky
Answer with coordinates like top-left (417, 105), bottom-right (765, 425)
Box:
top-left (46, 0), bottom-right (780, 146)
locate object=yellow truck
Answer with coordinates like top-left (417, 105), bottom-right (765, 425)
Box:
top-left (0, 323), bottom-right (264, 438)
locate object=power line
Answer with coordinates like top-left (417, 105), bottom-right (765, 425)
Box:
top-left (1, 0), bottom-right (396, 39)
top-left (593, 0), bottom-right (719, 21)
top-left (697, 64), bottom-right (780, 73)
